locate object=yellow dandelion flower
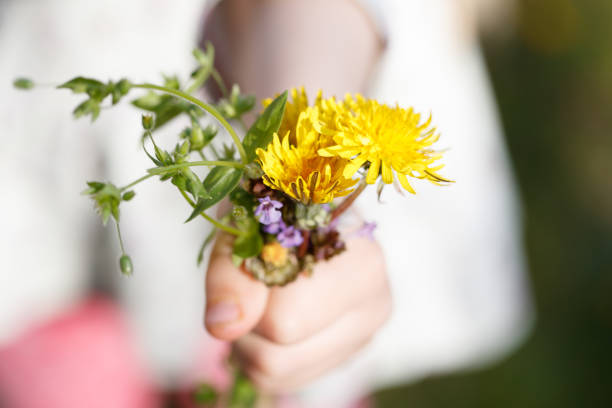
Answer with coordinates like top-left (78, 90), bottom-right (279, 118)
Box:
top-left (319, 94), bottom-right (452, 194)
top-left (256, 107), bottom-right (358, 204)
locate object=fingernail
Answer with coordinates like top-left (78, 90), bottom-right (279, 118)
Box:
top-left (206, 300), bottom-right (241, 327)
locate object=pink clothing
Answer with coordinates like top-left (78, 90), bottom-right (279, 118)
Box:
top-left (0, 297), bottom-right (232, 408)
top-left (0, 297), bottom-right (160, 408)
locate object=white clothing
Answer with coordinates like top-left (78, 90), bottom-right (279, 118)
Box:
top-left (0, 0), bottom-right (532, 405)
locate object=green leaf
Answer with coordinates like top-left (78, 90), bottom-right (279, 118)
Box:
top-left (185, 166), bottom-right (243, 222)
top-left (73, 99), bottom-right (101, 121)
top-left (202, 125), bottom-right (218, 143)
top-left (153, 100), bottom-right (192, 129)
top-left (232, 254), bottom-right (245, 267)
top-left (217, 85), bottom-right (256, 120)
top-left (242, 91), bottom-right (288, 162)
top-left (182, 168), bottom-right (211, 200)
top-left (232, 217), bottom-right (263, 259)
top-left (193, 44), bottom-right (214, 69)
top-left (196, 228), bottom-right (217, 266)
top-left (143, 142), bottom-right (162, 166)
top-left (102, 205), bottom-right (112, 225)
top-left (178, 140), bottom-right (191, 156)
top-left (230, 85), bottom-right (256, 117)
top-left (163, 74), bottom-right (181, 90)
top-left (171, 174), bottom-right (187, 191)
top-left (132, 92), bottom-right (163, 110)
top-left (154, 145), bottom-right (171, 165)
top-left (111, 201), bottom-right (120, 221)
top-left (190, 46), bottom-right (214, 90)
top-left (58, 77), bottom-right (108, 98)
top-left (111, 79), bottom-right (132, 105)
top-left (132, 91), bottom-right (194, 130)
top-left (83, 181), bottom-right (105, 194)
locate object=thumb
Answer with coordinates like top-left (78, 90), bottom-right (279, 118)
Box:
top-left (204, 232), bottom-right (269, 341)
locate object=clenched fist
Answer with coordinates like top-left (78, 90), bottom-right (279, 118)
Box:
top-left (204, 230), bottom-right (391, 393)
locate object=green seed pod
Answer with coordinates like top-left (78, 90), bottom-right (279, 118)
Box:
top-left (190, 126), bottom-right (204, 150)
top-left (122, 191), bottom-right (136, 201)
top-left (13, 78), bottom-right (35, 90)
top-left (141, 114), bottom-right (155, 130)
top-left (119, 254), bottom-right (133, 276)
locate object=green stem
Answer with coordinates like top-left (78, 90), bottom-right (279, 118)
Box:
top-left (120, 173), bottom-right (155, 192)
top-left (133, 83), bottom-right (248, 164)
top-left (115, 220), bottom-right (126, 254)
top-left (147, 160), bottom-right (243, 175)
top-left (179, 190), bottom-right (242, 236)
top-left (185, 71), bottom-right (207, 95)
top-left (211, 68), bottom-right (229, 98)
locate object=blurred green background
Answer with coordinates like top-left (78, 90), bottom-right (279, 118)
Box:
top-left (376, 0), bottom-right (612, 406)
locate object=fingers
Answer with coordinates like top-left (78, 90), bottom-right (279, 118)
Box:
top-left (204, 232), bottom-right (269, 341)
top-left (234, 294), bottom-right (392, 393)
top-left (254, 236), bottom-right (388, 344)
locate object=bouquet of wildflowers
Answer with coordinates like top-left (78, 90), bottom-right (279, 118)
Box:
top-left (14, 45), bottom-right (450, 286)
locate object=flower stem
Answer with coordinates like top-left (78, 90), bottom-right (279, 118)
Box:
top-left (119, 173), bottom-right (155, 192)
top-left (115, 219), bottom-right (126, 254)
top-left (147, 160), bottom-right (244, 175)
top-left (331, 180), bottom-right (368, 221)
top-left (133, 83), bottom-right (248, 164)
top-left (211, 68), bottom-right (229, 98)
top-left (179, 190), bottom-right (242, 236)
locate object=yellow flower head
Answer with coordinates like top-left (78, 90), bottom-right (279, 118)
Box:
top-left (319, 94), bottom-right (451, 194)
top-left (256, 90), bottom-right (358, 204)
top-left (261, 241), bottom-right (289, 267)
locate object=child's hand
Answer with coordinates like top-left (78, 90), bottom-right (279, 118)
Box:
top-left (204, 232), bottom-right (391, 393)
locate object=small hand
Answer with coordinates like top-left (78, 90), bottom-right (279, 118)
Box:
top-left (204, 231), bottom-right (391, 393)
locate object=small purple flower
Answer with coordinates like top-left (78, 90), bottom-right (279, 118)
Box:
top-left (264, 220), bottom-right (286, 234)
top-left (277, 226), bottom-right (304, 248)
top-left (255, 197), bottom-right (283, 225)
top-left (355, 221), bottom-right (377, 241)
